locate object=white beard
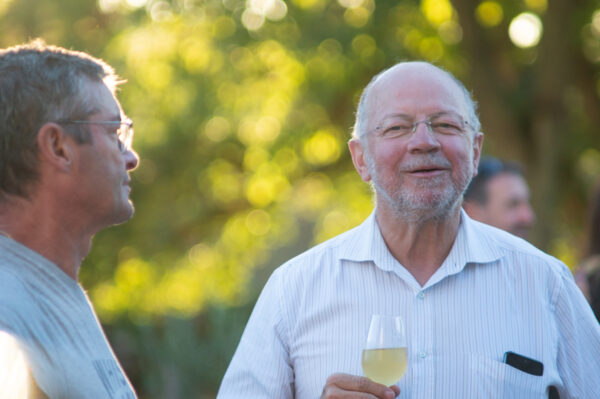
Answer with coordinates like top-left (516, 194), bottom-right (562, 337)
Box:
top-left (364, 150), bottom-right (473, 223)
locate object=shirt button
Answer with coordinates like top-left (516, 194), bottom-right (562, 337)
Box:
top-left (417, 292), bottom-right (425, 299)
top-left (419, 351), bottom-right (427, 359)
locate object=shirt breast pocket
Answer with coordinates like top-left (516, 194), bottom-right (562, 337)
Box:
top-left (469, 353), bottom-right (547, 398)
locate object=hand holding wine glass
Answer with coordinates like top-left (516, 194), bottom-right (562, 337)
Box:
top-left (320, 373), bottom-right (399, 399)
top-left (361, 315), bottom-right (407, 386)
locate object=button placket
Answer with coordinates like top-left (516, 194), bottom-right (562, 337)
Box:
top-left (411, 288), bottom-right (434, 397)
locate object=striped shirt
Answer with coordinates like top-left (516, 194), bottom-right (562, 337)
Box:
top-left (218, 210), bottom-right (600, 398)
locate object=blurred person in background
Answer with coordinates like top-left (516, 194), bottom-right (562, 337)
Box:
top-left (0, 41), bottom-right (138, 398)
top-left (463, 157), bottom-right (535, 240)
top-left (575, 182), bottom-right (600, 322)
top-left (217, 61), bottom-right (600, 399)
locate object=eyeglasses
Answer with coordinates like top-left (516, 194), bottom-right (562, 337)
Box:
top-left (57, 118), bottom-right (134, 153)
top-left (369, 112), bottom-right (471, 139)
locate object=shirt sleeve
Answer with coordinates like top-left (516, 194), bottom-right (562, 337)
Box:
top-left (217, 269), bottom-right (295, 398)
top-left (553, 266), bottom-right (600, 399)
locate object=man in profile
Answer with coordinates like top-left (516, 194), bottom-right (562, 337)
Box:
top-left (463, 157), bottom-right (535, 239)
top-left (0, 41), bottom-right (139, 397)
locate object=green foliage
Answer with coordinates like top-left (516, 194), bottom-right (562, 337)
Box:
top-left (2, 0), bottom-right (600, 396)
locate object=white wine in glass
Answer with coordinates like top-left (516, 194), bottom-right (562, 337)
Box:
top-left (361, 315), bottom-right (407, 386)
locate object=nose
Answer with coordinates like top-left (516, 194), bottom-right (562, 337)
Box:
top-left (406, 120), bottom-right (440, 153)
top-left (519, 203), bottom-right (535, 225)
top-left (124, 148), bottom-right (140, 171)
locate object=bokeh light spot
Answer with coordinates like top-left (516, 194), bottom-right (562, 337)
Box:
top-left (509, 12), bottom-right (543, 48)
top-left (207, 160), bottom-right (242, 203)
top-left (438, 20), bottom-right (463, 44)
top-left (592, 10), bottom-right (600, 38)
top-left (291, 0), bottom-right (325, 10)
top-left (125, 0), bottom-right (147, 8)
top-left (302, 128), bottom-right (342, 165)
top-left (421, 0), bottom-right (453, 27)
top-left (476, 1), bottom-right (503, 28)
top-left (213, 16), bottom-right (237, 38)
top-left (352, 34), bottom-right (376, 59)
top-left (242, 8), bottom-right (265, 30)
top-left (181, 38), bottom-right (213, 73)
top-left (256, 116), bottom-right (281, 142)
top-left (419, 37), bottom-right (444, 61)
top-left (245, 166), bottom-right (290, 207)
top-left (344, 7), bottom-right (371, 28)
top-left (204, 116), bottom-right (232, 142)
top-left (338, 0), bottom-right (363, 9)
top-left (245, 209), bottom-right (272, 235)
top-left (577, 148), bottom-right (600, 186)
top-left (247, 0), bottom-right (287, 21)
top-left (265, 0), bottom-right (287, 20)
top-left (98, 0), bottom-right (120, 13)
top-left (150, 1), bottom-right (172, 21)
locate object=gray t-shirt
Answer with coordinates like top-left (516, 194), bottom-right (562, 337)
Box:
top-left (0, 236), bottom-right (136, 398)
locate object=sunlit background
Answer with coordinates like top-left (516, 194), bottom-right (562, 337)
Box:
top-left (2, 0), bottom-right (600, 397)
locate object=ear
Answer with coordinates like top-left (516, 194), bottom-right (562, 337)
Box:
top-left (348, 138), bottom-right (371, 183)
top-left (471, 131), bottom-right (484, 178)
top-left (36, 123), bottom-right (76, 172)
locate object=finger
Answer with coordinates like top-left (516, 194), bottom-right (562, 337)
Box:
top-left (322, 385), bottom-right (390, 399)
top-left (324, 373), bottom-right (397, 398)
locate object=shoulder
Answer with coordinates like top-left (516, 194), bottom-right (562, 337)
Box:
top-left (472, 218), bottom-right (564, 264)
top-left (0, 265), bottom-right (30, 300)
top-left (0, 266), bottom-right (36, 333)
top-left (466, 218), bottom-right (572, 288)
top-left (258, 223), bottom-right (366, 303)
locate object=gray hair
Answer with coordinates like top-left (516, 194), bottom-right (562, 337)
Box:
top-left (0, 39), bottom-right (121, 199)
top-left (351, 62), bottom-right (481, 140)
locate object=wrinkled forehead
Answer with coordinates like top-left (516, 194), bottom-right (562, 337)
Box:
top-left (366, 64), bottom-right (468, 121)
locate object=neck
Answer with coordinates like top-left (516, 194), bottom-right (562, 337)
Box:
top-left (375, 203), bottom-right (461, 286)
top-left (0, 196), bottom-right (93, 280)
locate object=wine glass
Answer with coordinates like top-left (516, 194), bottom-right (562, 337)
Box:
top-left (361, 314), bottom-right (407, 386)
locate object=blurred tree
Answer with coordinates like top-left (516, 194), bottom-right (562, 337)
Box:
top-left (1, 0), bottom-right (600, 396)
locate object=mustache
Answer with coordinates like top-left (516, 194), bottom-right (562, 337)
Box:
top-left (400, 155), bottom-right (452, 172)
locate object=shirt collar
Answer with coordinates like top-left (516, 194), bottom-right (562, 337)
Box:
top-left (338, 208), bottom-right (503, 275)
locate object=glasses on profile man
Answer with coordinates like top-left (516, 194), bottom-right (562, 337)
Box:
top-left (369, 112), bottom-right (472, 140)
top-left (56, 119), bottom-right (134, 154)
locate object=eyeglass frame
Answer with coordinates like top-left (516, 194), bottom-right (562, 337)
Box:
top-left (55, 118), bottom-right (134, 153)
top-left (366, 111), bottom-right (473, 139)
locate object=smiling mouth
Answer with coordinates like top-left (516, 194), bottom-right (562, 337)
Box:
top-left (409, 167), bottom-right (446, 174)
top-left (415, 167), bottom-right (440, 172)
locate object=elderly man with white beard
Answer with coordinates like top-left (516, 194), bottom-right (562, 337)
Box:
top-left (217, 62), bottom-right (600, 399)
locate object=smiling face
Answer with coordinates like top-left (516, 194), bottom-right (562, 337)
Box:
top-left (349, 63), bottom-right (483, 222)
